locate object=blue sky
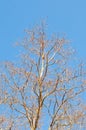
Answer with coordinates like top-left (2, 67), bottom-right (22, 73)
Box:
top-left (0, 0), bottom-right (86, 62)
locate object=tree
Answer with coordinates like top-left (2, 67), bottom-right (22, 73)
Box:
top-left (0, 23), bottom-right (86, 130)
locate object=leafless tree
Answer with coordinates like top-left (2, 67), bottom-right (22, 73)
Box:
top-left (0, 23), bottom-right (86, 130)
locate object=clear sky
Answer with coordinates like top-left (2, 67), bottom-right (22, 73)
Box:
top-left (0, 0), bottom-right (86, 62)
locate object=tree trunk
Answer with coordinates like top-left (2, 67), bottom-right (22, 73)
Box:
top-left (31, 127), bottom-right (36, 130)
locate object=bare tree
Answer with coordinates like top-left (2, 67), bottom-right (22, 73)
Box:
top-left (0, 23), bottom-right (86, 130)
